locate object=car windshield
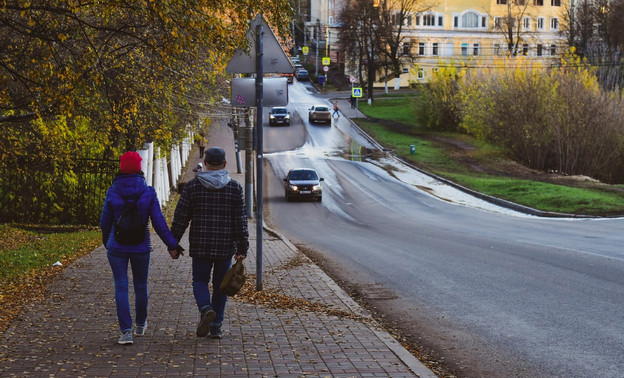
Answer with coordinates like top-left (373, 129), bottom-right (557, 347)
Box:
top-left (290, 170), bottom-right (318, 180)
top-left (315, 106), bottom-right (329, 112)
top-left (272, 108), bottom-right (287, 114)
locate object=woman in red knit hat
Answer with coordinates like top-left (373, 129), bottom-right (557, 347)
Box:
top-left (100, 151), bottom-right (183, 345)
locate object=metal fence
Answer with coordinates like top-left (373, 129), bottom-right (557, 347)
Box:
top-left (0, 158), bottom-right (119, 225)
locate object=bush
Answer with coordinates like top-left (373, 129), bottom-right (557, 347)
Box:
top-left (458, 54), bottom-right (624, 184)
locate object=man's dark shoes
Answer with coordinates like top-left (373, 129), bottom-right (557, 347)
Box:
top-left (196, 308), bottom-right (216, 337)
top-left (209, 326), bottom-right (222, 339)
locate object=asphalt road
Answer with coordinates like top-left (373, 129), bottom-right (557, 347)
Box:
top-left (261, 79), bottom-right (624, 377)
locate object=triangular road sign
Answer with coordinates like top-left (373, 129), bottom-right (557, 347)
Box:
top-left (226, 14), bottom-right (294, 74)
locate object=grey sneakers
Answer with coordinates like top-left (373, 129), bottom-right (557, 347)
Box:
top-left (118, 331), bottom-right (133, 345)
top-left (134, 322), bottom-right (147, 336)
top-left (209, 326), bottom-right (222, 339)
top-left (196, 308), bottom-right (216, 337)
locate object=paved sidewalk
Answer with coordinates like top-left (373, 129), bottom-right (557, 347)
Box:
top-left (0, 124), bottom-right (435, 377)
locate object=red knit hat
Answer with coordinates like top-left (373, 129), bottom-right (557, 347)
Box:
top-left (120, 151), bottom-right (142, 173)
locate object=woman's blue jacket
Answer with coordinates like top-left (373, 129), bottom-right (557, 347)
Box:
top-left (100, 173), bottom-right (178, 253)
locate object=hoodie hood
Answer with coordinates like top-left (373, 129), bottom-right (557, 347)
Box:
top-left (196, 169), bottom-right (230, 190)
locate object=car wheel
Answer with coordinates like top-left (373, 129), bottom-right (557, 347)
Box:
top-left (285, 193), bottom-right (290, 202)
top-left (318, 196), bottom-right (322, 202)
top-left (308, 116), bottom-right (312, 123)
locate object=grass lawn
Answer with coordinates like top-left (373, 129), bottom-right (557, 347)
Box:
top-left (357, 95), bottom-right (624, 216)
top-left (0, 224), bottom-right (101, 332)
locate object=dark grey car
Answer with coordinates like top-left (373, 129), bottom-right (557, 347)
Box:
top-left (269, 107), bottom-right (290, 126)
top-left (284, 168), bottom-right (324, 202)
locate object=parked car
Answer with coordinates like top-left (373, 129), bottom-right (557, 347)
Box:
top-left (308, 105), bottom-right (331, 124)
top-left (291, 57), bottom-right (301, 65)
top-left (293, 63), bottom-right (304, 71)
top-left (268, 106), bottom-right (290, 126)
top-left (284, 168), bottom-right (324, 202)
top-left (281, 72), bottom-right (293, 84)
top-left (295, 68), bottom-right (309, 81)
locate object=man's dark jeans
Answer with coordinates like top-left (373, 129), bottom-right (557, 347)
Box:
top-left (192, 257), bottom-right (232, 326)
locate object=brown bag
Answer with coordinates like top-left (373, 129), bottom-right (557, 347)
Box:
top-left (219, 259), bottom-right (246, 296)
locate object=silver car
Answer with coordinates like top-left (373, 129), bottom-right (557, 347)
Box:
top-left (308, 105), bottom-right (331, 124)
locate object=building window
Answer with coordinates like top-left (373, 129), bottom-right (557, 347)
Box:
top-left (392, 13), bottom-right (399, 25)
top-left (537, 17), bottom-right (545, 30)
top-left (537, 44), bottom-right (543, 56)
top-left (462, 12), bottom-right (480, 28)
top-left (432, 42), bottom-right (439, 56)
top-left (494, 43), bottom-right (501, 55)
top-left (534, 0), bottom-right (543, 5)
top-left (402, 67), bottom-right (410, 73)
top-left (406, 14), bottom-right (412, 27)
top-left (423, 14), bottom-right (435, 26)
top-left (418, 42), bottom-right (425, 55)
top-left (494, 17), bottom-right (503, 29)
top-left (523, 44), bottom-right (529, 55)
top-left (473, 43), bottom-right (480, 56)
top-left (415, 15), bottom-right (420, 26)
top-left (403, 42), bottom-right (411, 55)
top-left (438, 16), bottom-right (443, 26)
top-left (523, 17), bottom-right (530, 29)
top-left (417, 68), bottom-right (424, 79)
top-left (454, 16), bottom-right (458, 28)
top-left (551, 0), bottom-right (561, 6)
top-left (461, 43), bottom-right (468, 56)
top-left (550, 44), bottom-right (557, 55)
top-left (497, 0), bottom-right (507, 4)
top-left (551, 17), bottom-right (559, 30)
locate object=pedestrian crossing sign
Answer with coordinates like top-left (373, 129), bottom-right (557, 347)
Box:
top-left (352, 87), bottom-right (363, 98)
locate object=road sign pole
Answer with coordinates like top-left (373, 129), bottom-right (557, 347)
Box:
top-left (255, 23), bottom-right (264, 291)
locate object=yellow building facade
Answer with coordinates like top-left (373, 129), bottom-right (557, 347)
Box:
top-left (366, 0), bottom-right (568, 87)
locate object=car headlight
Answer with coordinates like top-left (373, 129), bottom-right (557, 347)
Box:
top-left (289, 184), bottom-right (298, 191)
top-left (312, 184), bottom-right (322, 191)
top-left (285, 114), bottom-right (290, 120)
top-left (269, 114), bottom-right (275, 119)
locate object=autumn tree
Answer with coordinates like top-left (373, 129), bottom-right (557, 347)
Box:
top-left (0, 0), bottom-right (292, 224)
top-left (337, 0), bottom-right (388, 102)
top-left (561, 0), bottom-right (624, 91)
top-left (493, 0), bottom-right (532, 56)
top-left (376, 0), bottom-right (427, 91)
top-left (0, 0), bottom-right (291, 157)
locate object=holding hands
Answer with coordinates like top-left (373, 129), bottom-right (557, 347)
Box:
top-left (169, 244), bottom-right (185, 259)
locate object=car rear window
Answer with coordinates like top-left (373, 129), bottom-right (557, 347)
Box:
top-left (315, 106), bottom-right (329, 112)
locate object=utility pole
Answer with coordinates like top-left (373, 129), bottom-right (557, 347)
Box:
top-left (254, 22), bottom-right (264, 291)
top-left (315, 19), bottom-right (320, 77)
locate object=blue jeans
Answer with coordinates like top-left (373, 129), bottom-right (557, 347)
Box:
top-left (192, 257), bottom-right (232, 326)
top-left (107, 251), bottom-right (150, 333)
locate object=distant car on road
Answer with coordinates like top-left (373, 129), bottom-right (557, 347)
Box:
top-left (308, 105), bottom-right (331, 124)
top-left (281, 72), bottom-right (293, 84)
top-left (295, 69), bottom-right (309, 81)
top-left (268, 107), bottom-right (290, 126)
top-left (284, 168), bottom-right (324, 202)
